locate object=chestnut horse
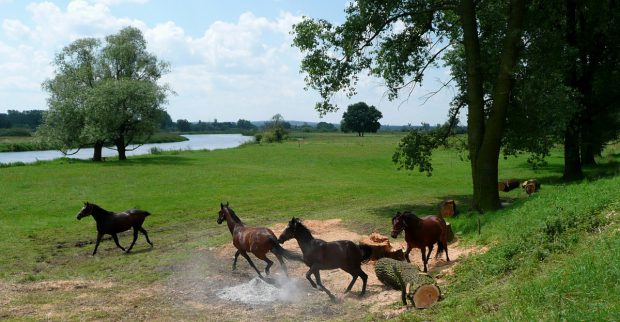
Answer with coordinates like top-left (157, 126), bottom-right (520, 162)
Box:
top-left (278, 217), bottom-right (372, 301)
top-left (391, 211), bottom-right (450, 272)
top-left (217, 203), bottom-right (301, 279)
top-left (76, 202), bottom-right (153, 255)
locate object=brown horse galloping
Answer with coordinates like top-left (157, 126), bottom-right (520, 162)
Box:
top-left (76, 202), bottom-right (153, 255)
top-left (391, 211), bottom-right (450, 272)
top-left (217, 203), bottom-right (301, 279)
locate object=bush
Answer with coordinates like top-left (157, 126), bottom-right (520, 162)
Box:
top-left (0, 128), bottom-right (32, 137)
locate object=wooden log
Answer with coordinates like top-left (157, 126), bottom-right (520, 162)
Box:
top-left (497, 179), bottom-right (520, 192)
top-left (439, 199), bottom-right (457, 217)
top-left (360, 233), bottom-right (405, 261)
top-left (375, 258), bottom-right (441, 308)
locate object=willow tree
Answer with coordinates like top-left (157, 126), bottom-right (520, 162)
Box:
top-left (293, 0), bottom-right (526, 211)
top-left (40, 27), bottom-right (171, 161)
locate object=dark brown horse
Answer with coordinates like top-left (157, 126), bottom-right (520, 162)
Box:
top-left (76, 202), bottom-right (153, 255)
top-left (217, 203), bottom-right (301, 279)
top-left (391, 211), bottom-right (449, 272)
top-left (278, 217), bottom-right (372, 301)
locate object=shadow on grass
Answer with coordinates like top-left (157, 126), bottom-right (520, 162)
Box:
top-left (368, 194), bottom-right (474, 220)
top-left (99, 155), bottom-right (195, 167)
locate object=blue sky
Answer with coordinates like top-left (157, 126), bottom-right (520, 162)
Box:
top-left (0, 0), bottom-right (455, 125)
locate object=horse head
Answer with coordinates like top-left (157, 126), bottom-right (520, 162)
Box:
top-left (217, 202), bottom-right (230, 224)
top-left (391, 211), bottom-right (407, 238)
top-left (278, 217), bottom-right (300, 243)
top-left (76, 202), bottom-right (94, 220)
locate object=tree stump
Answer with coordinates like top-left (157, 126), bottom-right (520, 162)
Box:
top-left (375, 258), bottom-right (441, 308)
top-left (439, 199), bottom-right (457, 217)
top-left (360, 233), bottom-right (405, 260)
top-left (497, 179), bottom-right (520, 192)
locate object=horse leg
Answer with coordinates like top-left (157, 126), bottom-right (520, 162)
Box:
top-left (256, 253), bottom-right (273, 276)
top-left (138, 227), bottom-right (153, 246)
top-left (344, 274), bottom-right (358, 293)
top-left (273, 253), bottom-right (288, 277)
top-left (312, 267), bottom-right (335, 301)
top-left (358, 269), bottom-right (368, 297)
top-left (444, 240), bottom-right (450, 262)
top-left (232, 250), bottom-right (240, 271)
top-left (240, 252), bottom-right (264, 278)
top-left (126, 228), bottom-right (139, 253)
top-left (420, 248), bottom-right (428, 272)
top-left (111, 233), bottom-right (126, 252)
top-left (92, 232), bottom-right (103, 256)
top-left (427, 244), bottom-right (434, 260)
top-left (405, 244), bottom-right (412, 263)
top-left (305, 268), bottom-right (317, 288)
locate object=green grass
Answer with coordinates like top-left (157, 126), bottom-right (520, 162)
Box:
top-left (1, 132), bottom-right (619, 320)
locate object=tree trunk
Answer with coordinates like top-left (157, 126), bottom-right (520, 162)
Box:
top-left (115, 136), bottom-right (127, 161)
top-left (461, 0), bottom-right (526, 211)
top-left (92, 141), bottom-right (103, 162)
top-left (375, 258), bottom-right (440, 308)
top-left (563, 123), bottom-right (583, 180)
top-left (563, 0), bottom-right (583, 181)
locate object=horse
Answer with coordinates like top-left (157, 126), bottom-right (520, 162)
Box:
top-left (76, 202), bottom-right (153, 256)
top-left (390, 211), bottom-right (450, 272)
top-left (217, 203), bottom-right (302, 279)
top-left (277, 217), bottom-right (372, 301)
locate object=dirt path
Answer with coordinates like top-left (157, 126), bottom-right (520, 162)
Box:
top-left (0, 219), bottom-right (486, 321)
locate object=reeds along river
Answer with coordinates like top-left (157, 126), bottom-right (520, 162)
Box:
top-left (0, 134), bottom-right (254, 164)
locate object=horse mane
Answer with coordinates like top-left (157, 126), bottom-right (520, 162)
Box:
top-left (294, 219), bottom-right (314, 239)
top-left (397, 211), bottom-right (419, 225)
top-left (226, 207), bottom-right (243, 224)
top-left (90, 203), bottom-right (114, 216)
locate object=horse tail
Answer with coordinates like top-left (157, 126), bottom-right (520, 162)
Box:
top-left (358, 244), bottom-right (373, 263)
top-left (436, 240), bottom-right (445, 256)
top-left (270, 237), bottom-right (303, 262)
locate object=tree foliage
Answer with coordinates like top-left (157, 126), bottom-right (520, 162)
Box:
top-left (292, 0), bottom-right (527, 210)
top-left (340, 102), bottom-right (382, 136)
top-left (39, 27), bottom-right (172, 160)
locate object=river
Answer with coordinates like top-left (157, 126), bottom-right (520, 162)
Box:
top-left (0, 134), bottom-right (254, 164)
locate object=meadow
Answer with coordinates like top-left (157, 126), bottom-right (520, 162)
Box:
top-left (0, 132), bottom-right (619, 321)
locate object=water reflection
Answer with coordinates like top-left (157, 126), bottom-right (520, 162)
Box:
top-left (0, 134), bottom-right (254, 164)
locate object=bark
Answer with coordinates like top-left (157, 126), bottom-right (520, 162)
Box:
top-left (375, 258), bottom-right (440, 308)
top-left (460, 0), bottom-right (526, 211)
top-left (92, 141), bottom-right (103, 162)
top-left (115, 136), bottom-right (127, 161)
top-left (563, 0), bottom-right (583, 181)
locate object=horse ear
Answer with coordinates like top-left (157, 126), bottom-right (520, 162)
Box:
top-left (220, 203), bottom-right (224, 209)
top-left (226, 201), bottom-right (229, 207)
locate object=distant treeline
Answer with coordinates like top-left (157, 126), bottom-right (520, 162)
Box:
top-left (0, 110), bottom-right (44, 130)
top-left (174, 118), bottom-right (341, 133)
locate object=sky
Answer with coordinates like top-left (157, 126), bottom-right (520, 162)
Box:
top-left (0, 0), bottom-right (456, 125)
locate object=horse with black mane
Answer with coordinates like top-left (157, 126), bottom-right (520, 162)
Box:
top-left (217, 203), bottom-right (302, 279)
top-left (391, 211), bottom-right (450, 272)
top-left (76, 202), bottom-right (153, 255)
top-left (278, 217), bottom-right (372, 301)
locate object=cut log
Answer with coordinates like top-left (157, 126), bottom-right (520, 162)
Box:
top-left (439, 199), bottom-right (457, 217)
top-left (360, 233), bottom-right (405, 261)
top-left (375, 258), bottom-right (441, 308)
top-left (497, 179), bottom-right (520, 192)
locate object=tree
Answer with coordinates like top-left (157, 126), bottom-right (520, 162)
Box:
top-left (262, 114), bottom-right (288, 142)
top-left (293, 0), bottom-right (527, 211)
top-left (237, 119), bottom-right (256, 130)
top-left (316, 121), bottom-right (337, 132)
top-left (340, 102), bottom-right (382, 136)
top-left (176, 119), bottom-right (191, 132)
top-left (40, 27), bottom-right (171, 161)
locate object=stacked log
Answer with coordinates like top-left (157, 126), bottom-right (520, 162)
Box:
top-left (375, 258), bottom-right (441, 308)
top-left (446, 222), bottom-right (455, 243)
top-left (439, 199), bottom-right (457, 217)
top-left (521, 179), bottom-right (541, 195)
top-left (360, 233), bottom-right (405, 261)
top-left (497, 179), bottom-right (520, 192)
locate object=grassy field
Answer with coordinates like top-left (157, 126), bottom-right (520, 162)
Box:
top-left (1, 132), bottom-right (619, 320)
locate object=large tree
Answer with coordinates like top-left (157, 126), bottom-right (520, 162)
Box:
top-left (293, 0), bottom-right (526, 211)
top-left (341, 102), bottom-right (382, 136)
top-left (40, 27), bottom-right (171, 161)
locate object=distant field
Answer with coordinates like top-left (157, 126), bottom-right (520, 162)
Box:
top-left (1, 132), bottom-right (618, 320)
